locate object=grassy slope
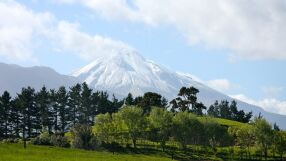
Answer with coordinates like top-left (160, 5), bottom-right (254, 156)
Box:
top-left (0, 143), bottom-right (173, 161)
top-left (197, 116), bottom-right (250, 128)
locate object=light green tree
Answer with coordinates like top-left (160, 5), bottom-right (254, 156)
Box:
top-left (273, 131), bottom-right (286, 160)
top-left (253, 117), bottom-right (273, 160)
top-left (149, 107), bottom-right (173, 151)
top-left (172, 112), bottom-right (203, 149)
top-left (118, 106), bottom-right (147, 148)
top-left (94, 113), bottom-right (113, 143)
top-left (236, 126), bottom-right (255, 159)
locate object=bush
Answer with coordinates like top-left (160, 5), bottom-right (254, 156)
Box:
top-left (70, 124), bottom-right (97, 150)
top-left (50, 134), bottom-right (70, 148)
top-left (31, 132), bottom-right (51, 146)
top-left (2, 138), bottom-right (22, 144)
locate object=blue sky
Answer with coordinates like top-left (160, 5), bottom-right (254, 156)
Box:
top-left (0, 0), bottom-right (286, 114)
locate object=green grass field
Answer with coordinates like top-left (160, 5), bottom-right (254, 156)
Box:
top-left (0, 143), bottom-right (173, 161)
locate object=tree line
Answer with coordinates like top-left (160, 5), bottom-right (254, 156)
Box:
top-left (2, 83), bottom-right (285, 160)
top-left (94, 106), bottom-right (286, 160)
top-left (0, 84), bottom-right (253, 139)
top-left (0, 83), bottom-right (124, 139)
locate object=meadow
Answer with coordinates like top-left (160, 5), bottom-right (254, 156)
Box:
top-left (0, 143), bottom-right (173, 161)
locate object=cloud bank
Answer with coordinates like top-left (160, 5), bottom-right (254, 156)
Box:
top-left (0, 0), bottom-right (134, 63)
top-left (58, 0), bottom-right (286, 60)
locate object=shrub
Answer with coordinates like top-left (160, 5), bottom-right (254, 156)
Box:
top-left (50, 134), bottom-right (70, 148)
top-left (31, 132), bottom-right (51, 146)
top-left (2, 138), bottom-right (22, 144)
top-left (70, 124), bottom-right (97, 150)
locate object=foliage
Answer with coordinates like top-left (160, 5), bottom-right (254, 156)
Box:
top-left (253, 117), bottom-right (273, 160)
top-left (208, 100), bottom-right (252, 123)
top-left (94, 113), bottom-right (114, 143)
top-left (31, 131), bottom-right (51, 146)
top-left (170, 86), bottom-right (206, 115)
top-left (70, 124), bottom-right (97, 150)
top-left (148, 107), bottom-right (173, 151)
top-left (172, 112), bottom-right (203, 149)
top-left (117, 106), bottom-right (147, 148)
top-left (50, 133), bottom-right (70, 148)
top-left (134, 92), bottom-right (167, 114)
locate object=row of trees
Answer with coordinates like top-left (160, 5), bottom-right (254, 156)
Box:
top-left (0, 83), bottom-right (123, 139)
top-left (94, 106), bottom-right (286, 160)
top-left (95, 106), bottom-right (231, 150)
top-left (208, 100), bottom-right (253, 123)
top-left (0, 84), bottom-right (255, 140)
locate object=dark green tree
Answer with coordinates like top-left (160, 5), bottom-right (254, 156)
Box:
top-left (9, 99), bottom-right (21, 137)
top-left (171, 86), bottom-right (205, 115)
top-left (18, 87), bottom-right (36, 138)
top-left (57, 86), bottom-right (69, 134)
top-left (35, 86), bottom-right (53, 133)
top-left (110, 95), bottom-right (123, 114)
top-left (0, 91), bottom-right (12, 138)
top-left (125, 93), bottom-right (134, 106)
top-left (68, 83), bottom-right (82, 126)
top-left (80, 83), bottom-right (93, 125)
top-left (207, 100), bottom-right (220, 117)
top-left (138, 92), bottom-right (167, 114)
top-left (50, 89), bottom-right (59, 132)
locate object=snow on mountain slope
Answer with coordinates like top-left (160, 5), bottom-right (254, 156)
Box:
top-left (0, 62), bottom-right (78, 95)
top-left (73, 49), bottom-right (286, 129)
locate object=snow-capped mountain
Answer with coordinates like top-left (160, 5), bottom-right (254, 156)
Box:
top-left (0, 62), bottom-right (78, 95)
top-left (73, 49), bottom-right (286, 129)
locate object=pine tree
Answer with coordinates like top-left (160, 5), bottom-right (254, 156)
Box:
top-left (56, 86), bottom-right (69, 134)
top-left (10, 99), bottom-right (21, 137)
top-left (230, 100), bottom-right (239, 120)
top-left (17, 87), bottom-right (36, 138)
top-left (50, 89), bottom-right (59, 132)
top-left (219, 100), bottom-right (231, 119)
top-left (110, 94), bottom-right (123, 114)
top-left (36, 86), bottom-right (53, 133)
top-left (0, 91), bottom-right (12, 138)
top-left (80, 83), bottom-right (93, 125)
top-left (68, 83), bottom-right (82, 126)
top-left (97, 91), bottom-right (110, 115)
top-left (207, 100), bottom-right (220, 117)
top-left (125, 93), bottom-right (134, 106)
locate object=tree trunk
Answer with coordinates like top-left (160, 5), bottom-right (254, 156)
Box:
top-left (22, 126), bottom-right (26, 149)
top-left (5, 121), bottom-right (8, 138)
top-left (132, 139), bottom-right (136, 149)
top-left (264, 148), bottom-right (268, 161)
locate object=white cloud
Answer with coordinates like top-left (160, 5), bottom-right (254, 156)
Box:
top-left (60, 0), bottom-right (286, 60)
top-left (55, 21), bottom-right (135, 60)
top-left (0, 0), bottom-right (134, 63)
top-left (231, 94), bottom-right (286, 115)
top-left (0, 0), bottom-right (54, 62)
top-left (206, 79), bottom-right (231, 92)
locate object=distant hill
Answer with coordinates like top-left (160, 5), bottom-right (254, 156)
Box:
top-left (0, 62), bottom-right (78, 95)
